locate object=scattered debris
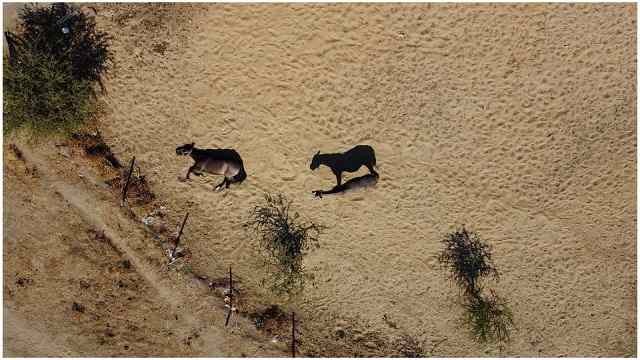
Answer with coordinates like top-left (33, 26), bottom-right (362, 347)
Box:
top-left (393, 333), bottom-right (424, 357)
top-left (105, 165), bottom-right (155, 206)
top-left (151, 40), bottom-right (168, 55)
top-left (249, 304), bottom-right (288, 332)
top-left (88, 228), bottom-right (108, 242)
top-left (382, 313), bottom-right (398, 329)
top-left (58, 146), bottom-right (71, 158)
top-left (9, 143), bottom-right (23, 160)
top-left (15, 276), bottom-right (33, 287)
top-left (72, 302), bottom-right (86, 313)
top-left (71, 131), bottom-right (122, 168)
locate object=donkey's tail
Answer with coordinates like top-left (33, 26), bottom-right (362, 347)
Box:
top-left (233, 165), bottom-right (247, 183)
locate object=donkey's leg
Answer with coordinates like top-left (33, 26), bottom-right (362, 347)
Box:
top-left (214, 178), bottom-right (227, 191)
top-left (185, 165), bottom-right (198, 180)
top-left (334, 171), bottom-right (342, 186)
top-left (366, 163), bottom-right (378, 176)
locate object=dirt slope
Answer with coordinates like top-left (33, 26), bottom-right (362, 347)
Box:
top-left (3, 139), bottom-right (287, 356)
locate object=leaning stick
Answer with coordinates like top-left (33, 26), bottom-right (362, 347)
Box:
top-left (171, 212), bottom-right (189, 259)
top-left (225, 266), bottom-right (233, 327)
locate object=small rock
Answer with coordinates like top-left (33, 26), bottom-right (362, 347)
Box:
top-left (364, 341), bottom-right (377, 349)
top-left (150, 222), bottom-right (167, 234)
top-left (72, 302), bottom-right (85, 313)
top-left (58, 147), bottom-right (71, 158)
top-left (334, 327), bottom-right (346, 338)
top-left (15, 277), bottom-right (32, 286)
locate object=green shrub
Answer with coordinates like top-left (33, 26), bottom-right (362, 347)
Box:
top-left (247, 193), bottom-right (323, 297)
top-left (13, 3), bottom-right (111, 83)
top-left (4, 3), bottom-right (111, 136)
top-left (3, 54), bottom-right (95, 136)
top-left (462, 290), bottom-right (514, 344)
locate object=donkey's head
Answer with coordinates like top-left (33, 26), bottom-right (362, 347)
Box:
top-left (176, 142), bottom-right (195, 156)
top-left (310, 151), bottom-right (321, 170)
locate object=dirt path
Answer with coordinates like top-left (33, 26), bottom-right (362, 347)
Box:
top-left (3, 305), bottom-right (70, 357)
top-left (4, 141), bottom-right (285, 356)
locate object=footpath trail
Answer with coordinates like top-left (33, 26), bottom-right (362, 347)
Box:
top-left (6, 142), bottom-right (285, 357)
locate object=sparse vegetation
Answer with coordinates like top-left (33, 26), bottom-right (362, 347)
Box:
top-left (393, 333), bottom-right (425, 357)
top-left (462, 290), bottom-right (514, 344)
top-left (438, 226), bottom-right (513, 345)
top-left (4, 3), bottom-right (111, 136)
top-left (249, 304), bottom-right (288, 331)
top-left (247, 193), bottom-right (323, 297)
top-left (438, 226), bottom-right (498, 297)
top-left (105, 165), bottom-right (155, 206)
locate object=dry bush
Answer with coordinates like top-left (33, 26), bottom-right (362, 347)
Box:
top-left (248, 304), bottom-right (289, 333)
top-left (246, 193), bottom-right (323, 297)
top-left (438, 226), bottom-right (498, 297)
top-left (393, 333), bottom-right (425, 357)
top-left (438, 226), bottom-right (513, 345)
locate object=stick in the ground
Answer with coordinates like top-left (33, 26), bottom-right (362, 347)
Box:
top-left (291, 312), bottom-right (296, 357)
top-left (171, 212), bottom-right (189, 259)
top-left (429, 338), bottom-right (447, 355)
top-left (225, 266), bottom-right (233, 327)
top-left (121, 156), bottom-right (136, 206)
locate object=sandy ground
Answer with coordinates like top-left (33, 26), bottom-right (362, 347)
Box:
top-left (4, 3), bottom-right (637, 357)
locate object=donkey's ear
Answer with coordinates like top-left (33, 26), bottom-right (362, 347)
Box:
top-left (316, 151), bottom-right (320, 156)
top-left (191, 142), bottom-right (195, 147)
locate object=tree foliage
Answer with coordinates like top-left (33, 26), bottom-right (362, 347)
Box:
top-left (4, 3), bottom-right (111, 136)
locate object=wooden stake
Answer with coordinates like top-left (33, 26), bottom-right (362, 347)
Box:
top-left (121, 156), bottom-right (135, 206)
top-left (291, 312), bottom-right (296, 358)
top-left (171, 212), bottom-right (189, 259)
top-left (225, 266), bottom-right (233, 327)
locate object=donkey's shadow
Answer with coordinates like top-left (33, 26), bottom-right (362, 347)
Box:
top-left (312, 173), bottom-right (379, 199)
